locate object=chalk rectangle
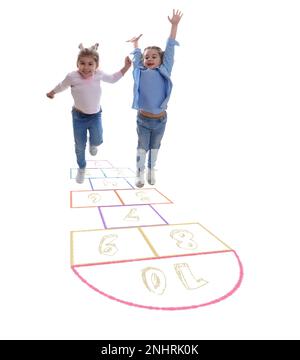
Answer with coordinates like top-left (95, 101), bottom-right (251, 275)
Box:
top-left (71, 190), bottom-right (122, 208)
top-left (116, 189), bottom-right (172, 205)
top-left (100, 205), bottom-right (167, 229)
top-left (101, 168), bottom-right (135, 178)
top-left (140, 223), bottom-right (231, 256)
top-left (91, 178), bottom-right (133, 190)
top-left (71, 227), bottom-right (155, 266)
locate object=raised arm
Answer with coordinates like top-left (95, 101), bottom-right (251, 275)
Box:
top-left (126, 34), bottom-right (143, 49)
top-left (120, 56), bottom-right (132, 75)
top-left (168, 9), bottom-right (183, 40)
top-left (126, 34), bottom-right (143, 68)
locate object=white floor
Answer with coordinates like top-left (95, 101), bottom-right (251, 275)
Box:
top-left (1, 0), bottom-right (300, 340)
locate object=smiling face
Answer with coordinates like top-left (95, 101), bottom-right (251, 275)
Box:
top-left (143, 48), bottom-right (162, 69)
top-left (77, 56), bottom-right (98, 79)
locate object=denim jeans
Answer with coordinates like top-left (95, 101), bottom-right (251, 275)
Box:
top-left (72, 108), bottom-right (103, 169)
top-left (136, 111), bottom-right (167, 171)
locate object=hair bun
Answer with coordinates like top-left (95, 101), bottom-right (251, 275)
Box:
top-left (90, 43), bottom-right (99, 51)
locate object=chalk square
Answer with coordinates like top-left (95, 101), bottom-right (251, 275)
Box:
top-left (71, 227), bottom-right (155, 266)
top-left (101, 168), bottom-right (135, 178)
top-left (91, 178), bottom-right (133, 190)
top-left (71, 190), bottom-right (122, 208)
top-left (116, 189), bottom-right (172, 205)
top-left (140, 223), bottom-right (230, 257)
top-left (100, 205), bottom-right (167, 228)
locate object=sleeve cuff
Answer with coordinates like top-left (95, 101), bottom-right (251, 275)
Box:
top-left (131, 48), bottom-right (142, 55)
top-left (167, 38), bottom-right (180, 46)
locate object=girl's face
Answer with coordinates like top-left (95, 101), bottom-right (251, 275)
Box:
top-left (77, 56), bottom-right (98, 78)
top-left (143, 49), bottom-right (161, 69)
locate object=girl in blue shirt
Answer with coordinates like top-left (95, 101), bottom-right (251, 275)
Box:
top-left (128, 9), bottom-right (183, 187)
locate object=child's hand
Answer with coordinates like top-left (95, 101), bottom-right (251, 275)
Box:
top-left (46, 91), bottom-right (55, 99)
top-left (120, 56), bottom-right (132, 75)
top-left (124, 56), bottom-right (132, 70)
top-left (168, 9), bottom-right (183, 25)
top-left (126, 34), bottom-right (143, 48)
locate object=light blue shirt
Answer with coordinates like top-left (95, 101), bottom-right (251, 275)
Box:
top-left (139, 69), bottom-right (166, 114)
top-left (131, 38), bottom-right (179, 111)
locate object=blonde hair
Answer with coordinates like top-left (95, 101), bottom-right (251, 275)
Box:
top-left (77, 43), bottom-right (99, 66)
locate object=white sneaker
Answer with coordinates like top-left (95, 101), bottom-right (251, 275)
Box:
top-left (135, 170), bottom-right (145, 188)
top-left (89, 145), bottom-right (98, 156)
top-left (147, 168), bottom-right (155, 185)
top-left (76, 168), bottom-right (86, 184)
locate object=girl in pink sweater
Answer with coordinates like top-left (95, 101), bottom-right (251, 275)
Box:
top-left (47, 43), bottom-right (131, 183)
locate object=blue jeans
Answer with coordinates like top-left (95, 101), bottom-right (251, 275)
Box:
top-left (72, 108), bottom-right (103, 169)
top-left (136, 111), bottom-right (167, 171)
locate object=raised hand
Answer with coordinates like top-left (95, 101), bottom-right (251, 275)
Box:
top-left (120, 56), bottom-right (132, 75)
top-left (126, 34), bottom-right (143, 48)
top-left (168, 9), bottom-right (183, 25)
top-left (168, 9), bottom-right (183, 39)
top-left (124, 55), bottom-right (132, 69)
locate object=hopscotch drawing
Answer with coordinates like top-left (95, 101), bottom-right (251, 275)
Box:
top-left (70, 160), bottom-right (244, 310)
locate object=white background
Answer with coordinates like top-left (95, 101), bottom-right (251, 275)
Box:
top-left (0, 0), bottom-right (300, 339)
